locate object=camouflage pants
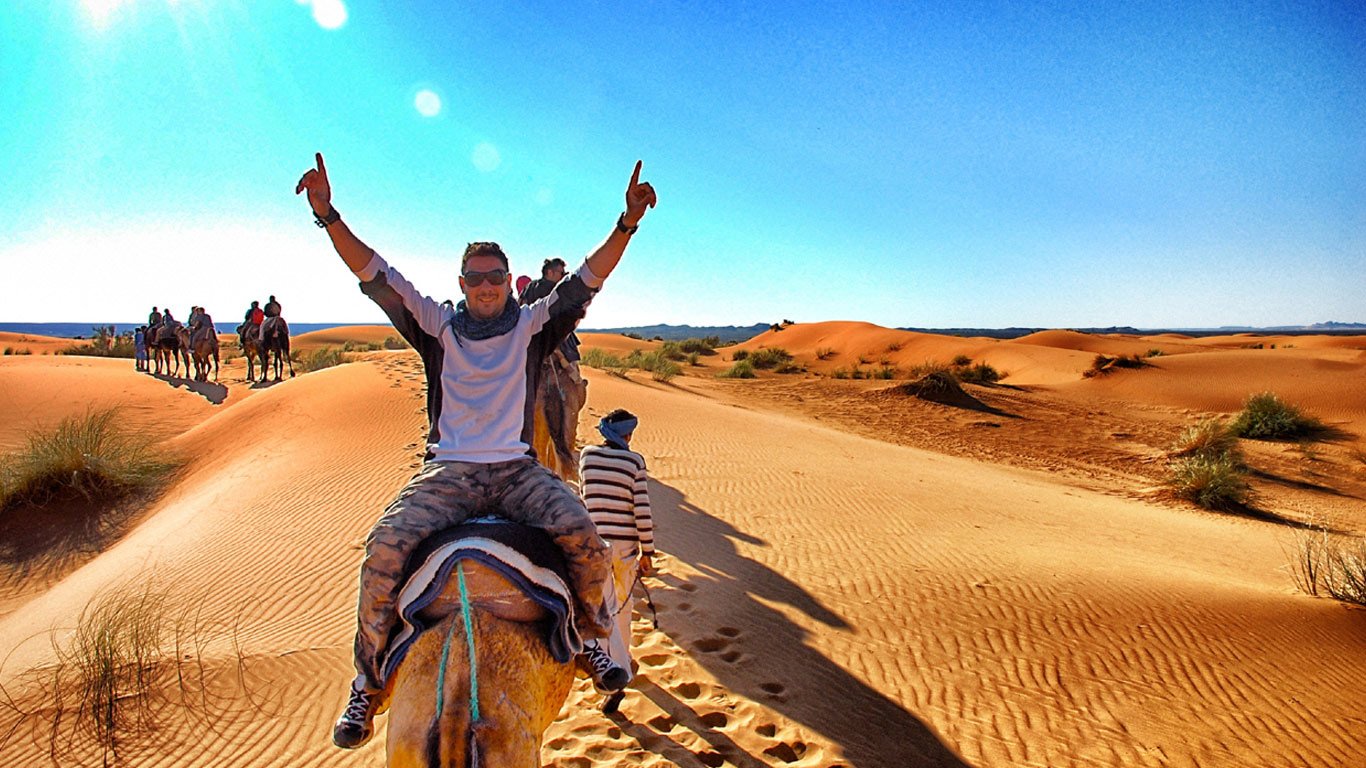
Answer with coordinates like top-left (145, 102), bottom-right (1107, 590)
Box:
top-left (352, 458), bottom-right (613, 691)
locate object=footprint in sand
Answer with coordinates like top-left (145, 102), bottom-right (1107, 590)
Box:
top-left (676, 602), bottom-right (694, 613)
top-left (692, 636), bottom-right (729, 653)
top-left (763, 741), bottom-right (807, 763)
top-left (756, 723), bottom-right (777, 737)
top-left (646, 715), bottom-right (676, 732)
top-left (699, 712), bottom-right (729, 729)
top-left (696, 751), bottom-right (726, 767)
top-left (760, 682), bottom-right (787, 701)
top-left (716, 626), bottom-right (741, 638)
top-left (674, 682), bottom-right (702, 700)
top-left (677, 581), bottom-right (699, 593)
top-left (640, 653), bottom-right (671, 668)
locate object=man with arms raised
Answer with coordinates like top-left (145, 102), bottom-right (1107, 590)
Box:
top-left (295, 152), bottom-right (657, 749)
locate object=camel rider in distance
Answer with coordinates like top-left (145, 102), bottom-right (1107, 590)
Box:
top-left (295, 151), bottom-right (657, 749)
top-left (259, 295), bottom-right (282, 342)
top-left (241, 300), bottom-right (264, 348)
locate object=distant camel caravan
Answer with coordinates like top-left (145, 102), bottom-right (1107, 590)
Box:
top-left (150, 323), bottom-right (190, 378)
top-left (188, 326), bottom-right (219, 382)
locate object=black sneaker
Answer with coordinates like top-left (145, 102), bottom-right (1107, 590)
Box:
top-left (583, 643), bottom-right (630, 692)
top-left (332, 681), bottom-right (381, 749)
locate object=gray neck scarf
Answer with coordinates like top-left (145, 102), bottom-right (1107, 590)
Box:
top-left (451, 298), bottom-right (520, 342)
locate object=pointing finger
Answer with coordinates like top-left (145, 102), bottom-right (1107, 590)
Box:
top-left (629, 160), bottom-right (641, 188)
top-left (316, 152), bottom-right (327, 177)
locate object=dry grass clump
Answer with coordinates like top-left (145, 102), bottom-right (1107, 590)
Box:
top-left (1285, 528), bottom-right (1366, 606)
top-left (3, 347), bottom-right (34, 355)
top-left (1164, 416), bottom-right (1252, 510)
top-left (1169, 417), bottom-right (1239, 459)
top-left (582, 347), bottom-right (630, 377)
top-left (626, 350), bottom-right (682, 382)
top-left (815, 347), bottom-right (836, 360)
top-left (1165, 452), bottom-right (1252, 510)
top-left (1230, 392), bottom-right (1324, 440)
top-left (0, 581), bottom-right (263, 764)
top-left (1083, 353), bottom-right (1148, 378)
top-left (747, 347), bottom-right (793, 370)
top-left (292, 346), bottom-right (347, 373)
top-left (383, 335), bottom-right (410, 350)
top-left (893, 371), bottom-right (964, 403)
top-left (0, 409), bottom-right (178, 512)
top-left (718, 359), bottom-right (756, 379)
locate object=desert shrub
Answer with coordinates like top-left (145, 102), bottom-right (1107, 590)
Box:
top-left (730, 350), bottom-right (750, 362)
top-left (659, 341), bottom-right (687, 361)
top-left (1083, 353), bottom-right (1148, 378)
top-left (1230, 392), bottom-right (1323, 440)
top-left (1165, 452), bottom-right (1252, 510)
top-left (951, 354), bottom-right (973, 367)
top-left (622, 332), bottom-right (642, 340)
top-left (856, 354), bottom-right (871, 365)
top-left (1286, 529), bottom-right (1366, 606)
top-left (749, 347), bottom-right (793, 370)
top-left (910, 361), bottom-right (953, 379)
top-left (886, 341), bottom-right (903, 352)
top-left (686, 352), bottom-right (700, 366)
top-left (1169, 417), bottom-right (1239, 459)
top-left (582, 348), bottom-right (631, 377)
top-left (831, 367), bottom-right (851, 379)
top-left (1146, 348), bottom-right (1164, 357)
top-left (295, 346), bottom-right (346, 373)
top-left (718, 359), bottom-right (756, 379)
top-left (874, 366), bottom-right (897, 380)
top-left (815, 347), bottom-right (836, 360)
top-left (677, 337), bottom-right (718, 355)
top-left (63, 326), bottom-right (137, 359)
top-left (0, 408), bottom-right (179, 512)
top-left (3, 347), bottom-right (30, 355)
top-left (957, 363), bottom-right (1002, 384)
top-left (383, 335), bottom-right (409, 350)
top-left (342, 340), bottom-right (359, 352)
top-left (626, 350), bottom-right (682, 381)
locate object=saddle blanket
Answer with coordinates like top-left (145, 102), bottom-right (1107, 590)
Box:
top-left (379, 520), bottom-right (582, 683)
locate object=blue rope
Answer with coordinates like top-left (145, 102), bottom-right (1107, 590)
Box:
top-left (457, 562), bottom-right (480, 723)
top-left (435, 599), bottom-right (459, 719)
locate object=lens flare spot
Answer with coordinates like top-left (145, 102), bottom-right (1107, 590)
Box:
top-left (311, 0), bottom-right (348, 30)
top-left (472, 143), bottom-right (501, 173)
top-left (414, 89), bottom-right (442, 117)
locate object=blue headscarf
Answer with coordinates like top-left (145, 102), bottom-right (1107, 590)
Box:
top-left (597, 415), bottom-right (638, 450)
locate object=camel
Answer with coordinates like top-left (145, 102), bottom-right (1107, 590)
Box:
top-left (189, 327), bottom-right (219, 382)
top-left (151, 324), bottom-right (189, 377)
top-left (381, 422), bottom-right (587, 765)
top-left (384, 557), bottom-right (577, 767)
top-left (261, 317), bottom-right (295, 381)
top-left (240, 326), bottom-right (268, 382)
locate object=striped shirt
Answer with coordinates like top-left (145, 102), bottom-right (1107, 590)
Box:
top-left (579, 444), bottom-right (654, 555)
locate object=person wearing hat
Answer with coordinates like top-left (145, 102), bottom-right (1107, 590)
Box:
top-left (578, 408), bottom-right (656, 707)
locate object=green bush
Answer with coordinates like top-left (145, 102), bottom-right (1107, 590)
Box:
top-left (719, 359), bottom-right (756, 379)
top-left (874, 365), bottom-right (897, 379)
top-left (910, 361), bottom-right (953, 379)
top-left (295, 346), bottom-right (346, 373)
top-left (62, 326), bottom-right (138, 359)
top-left (383, 335), bottom-right (409, 350)
top-left (748, 347), bottom-right (793, 370)
top-left (1, 409), bottom-right (179, 511)
top-left (731, 350), bottom-right (749, 362)
top-left (677, 337), bottom-right (719, 355)
top-left (1166, 452), bottom-right (1252, 510)
top-left (1230, 393), bottom-right (1324, 439)
top-left (626, 350), bottom-right (682, 381)
top-left (582, 348), bottom-right (631, 377)
top-left (1083, 353), bottom-right (1148, 378)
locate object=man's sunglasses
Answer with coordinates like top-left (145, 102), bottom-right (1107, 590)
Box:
top-left (462, 268), bottom-right (508, 287)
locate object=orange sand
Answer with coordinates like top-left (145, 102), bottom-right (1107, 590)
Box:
top-left (1, 324), bottom-right (1363, 767)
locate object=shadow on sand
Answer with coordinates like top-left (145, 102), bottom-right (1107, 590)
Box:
top-left (150, 372), bottom-right (228, 404)
top-left (632, 481), bottom-right (973, 768)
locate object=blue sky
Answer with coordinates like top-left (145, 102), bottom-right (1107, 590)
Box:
top-left (2, 0), bottom-right (1362, 328)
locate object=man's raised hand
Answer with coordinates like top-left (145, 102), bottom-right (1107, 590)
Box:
top-left (623, 160), bottom-right (657, 227)
top-left (295, 152), bottom-right (332, 216)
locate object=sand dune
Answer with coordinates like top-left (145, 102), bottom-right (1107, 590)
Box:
top-left (1, 328), bottom-right (1363, 768)
top-left (291, 324), bottom-right (398, 350)
top-left (0, 331), bottom-right (78, 356)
